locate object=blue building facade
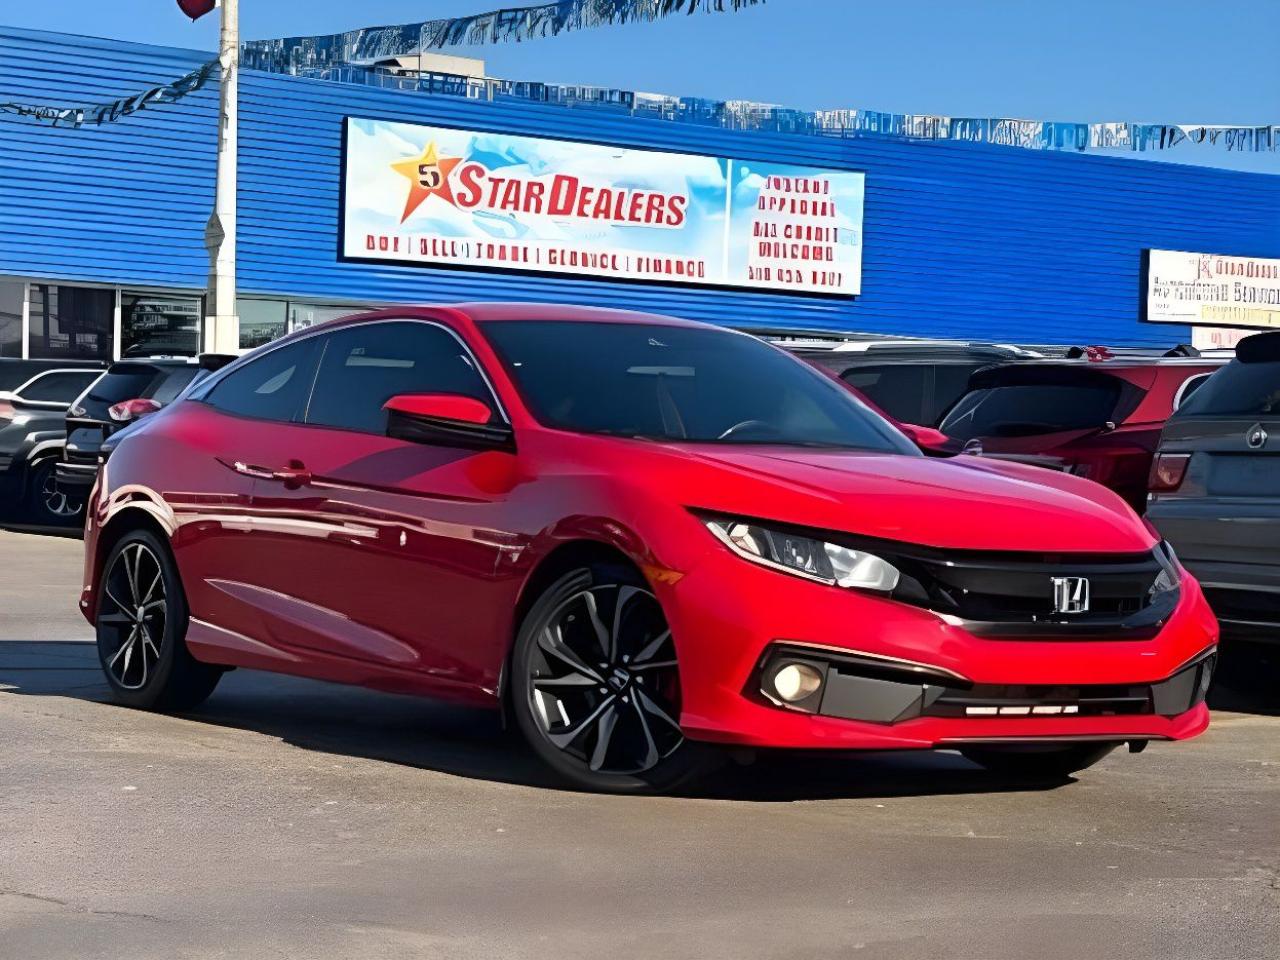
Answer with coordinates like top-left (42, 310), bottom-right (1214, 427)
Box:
top-left (2, 25), bottom-right (1278, 360)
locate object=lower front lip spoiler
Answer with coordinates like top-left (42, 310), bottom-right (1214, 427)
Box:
top-left (756, 642), bottom-right (1217, 726)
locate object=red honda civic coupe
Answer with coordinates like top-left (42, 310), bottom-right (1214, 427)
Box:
top-left (80, 304), bottom-right (1218, 792)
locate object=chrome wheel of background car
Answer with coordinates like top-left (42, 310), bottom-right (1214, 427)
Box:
top-left (528, 584), bottom-right (684, 776)
top-left (98, 542), bottom-right (167, 691)
top-left (40, 468), bottom-right (83, 519)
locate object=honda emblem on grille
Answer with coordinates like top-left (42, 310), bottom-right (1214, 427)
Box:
top-left (1246, 423), bottom-right (1268, 450)
top-left (1051, 576), bottom-right (1090, 614)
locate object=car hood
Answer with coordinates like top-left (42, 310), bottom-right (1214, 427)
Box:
top-left (644, 443), bottom-right (1154, 554)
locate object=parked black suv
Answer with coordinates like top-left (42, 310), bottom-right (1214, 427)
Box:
top-left (0, 364), bottom-right (105, 524)
top-left (1148, 330), bottom-right (1280, 649)
top-left (58, 355), bottom-right (234, 494)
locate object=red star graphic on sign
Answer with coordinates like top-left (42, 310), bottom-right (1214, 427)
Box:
top-left (391, 142), bottom-right (462, 223)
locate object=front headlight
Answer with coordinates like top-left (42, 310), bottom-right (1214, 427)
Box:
top-left (1150, 540), bottom-right (1181, 599)
top-left (703, 517), bottom-right (900, 592)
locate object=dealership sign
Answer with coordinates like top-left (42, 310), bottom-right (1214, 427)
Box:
top-left (1145, 249), bottom-right (1280, 330)
top-left (342, 117), bottom-right (864, 295)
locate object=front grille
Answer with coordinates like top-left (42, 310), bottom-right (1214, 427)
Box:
top-left (927, 682), bottom-right (1152, 718)
top-left (884, 548), bottom-right (1168, 636)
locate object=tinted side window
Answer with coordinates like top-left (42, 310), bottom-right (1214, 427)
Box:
top-left (1175, 361), bottom-right (1280, 418)
top-left (19, 371), bottom-right (100, 403)
top-left (841, 365), bottom-right (929, 423)
top-left (929, 364), bottom-right (984, 425)
top-left (204, 338), bottom-right (321, 422)
top-left (305, 322), bottom-right (492, 434)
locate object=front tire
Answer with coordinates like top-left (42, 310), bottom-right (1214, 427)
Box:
top-left (960, 742), bottom-right (1120, 779)
top-left (95, 529), bottom-right (222, 711)
top-left (510, 565), bottom-right (713, 793)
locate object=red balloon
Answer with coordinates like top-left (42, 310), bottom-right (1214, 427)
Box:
top-left (176, 0), bottom-right (217, 20)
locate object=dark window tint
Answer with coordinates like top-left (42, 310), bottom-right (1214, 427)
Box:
top-left (929, 364), bottom-right (985, 425)
top-left (151, 367), bottom-right (204, 404)
top-left (88, 365), bottom-right (162, 405)
top-left (1174, 360), bottom-right (1280, 418)
top-left (941, 382), bottom-right (1122, 440)
top-left (204, 337), bottom-right (321, 422)
top-left (840, 365), bottom-right (930, 424)
top-left (483, 321), bottom-right (916, 453)
top-left (305, 322), bottom-right (492, 434)
top-left (18, 370), bottom-right (100, 403)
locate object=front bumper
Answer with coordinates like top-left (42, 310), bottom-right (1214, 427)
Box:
top-left (658, 546), bottom-right (1219, 751)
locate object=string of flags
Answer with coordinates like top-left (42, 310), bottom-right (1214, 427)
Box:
top-left (0, 58), bottom-right (217, 129)
top-left (240, 0), bottom-right (765, 72)
top-left (1, 0), bottom-right (1275, 153)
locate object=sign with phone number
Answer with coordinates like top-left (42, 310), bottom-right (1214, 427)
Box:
top-left (342, 117), bottom-right (864, 296)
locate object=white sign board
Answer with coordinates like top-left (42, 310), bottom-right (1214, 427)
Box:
top-left (342, 117), bottom-right (864, 296)
top-left (1145, 249), bottom-right (1280, 331)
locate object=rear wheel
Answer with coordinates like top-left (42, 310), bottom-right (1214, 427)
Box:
top-left (95, 529), bottom-right (222, 711)
top-left (510, 565), bottom-right (714, 793)
top-left (26, 458), bottom-right (84, 526)
top-left (960, 742), bottom-right (1120, 779)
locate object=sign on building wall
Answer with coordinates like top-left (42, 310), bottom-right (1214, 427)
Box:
top-left (1144, 249), bottom-right (1280, 331)
top-left (342, 117), bottom-right (864, 296)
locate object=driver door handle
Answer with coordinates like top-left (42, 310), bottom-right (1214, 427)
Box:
top-left (231, 459), bottom-right (312, 487)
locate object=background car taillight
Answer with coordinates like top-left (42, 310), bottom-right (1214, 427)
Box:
top-left (108, 398), bottom-right (163, 422)
top-left (0, 400), bottom-right (13, 422)
top-left (1149, 452), bottom-right (1191, 492)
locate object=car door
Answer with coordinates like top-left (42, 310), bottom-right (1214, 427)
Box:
top-left (230, 318), bottom-right (520, 693)
top-left (172, 335), bottom-right (324, 647)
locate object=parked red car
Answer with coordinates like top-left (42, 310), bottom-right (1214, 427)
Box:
top-left (81, 305), bottom-right (1217, 792)
top-left (937, 357), bottom-right (1224, 511)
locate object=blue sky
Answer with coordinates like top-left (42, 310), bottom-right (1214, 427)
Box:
top-left (6, 0), bottom-right (1278, 172)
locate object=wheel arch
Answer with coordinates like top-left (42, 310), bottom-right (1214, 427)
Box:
top-left (497, 538), bottom-right (648, 718)
top-left (88, 504), bottom-right (177, 618)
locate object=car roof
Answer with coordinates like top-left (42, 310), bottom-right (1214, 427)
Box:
top-left (448, 302), bottom-right (709, 327)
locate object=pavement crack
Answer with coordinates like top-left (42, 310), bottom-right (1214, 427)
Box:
top-left (1, 888), bottom-right (164, 923)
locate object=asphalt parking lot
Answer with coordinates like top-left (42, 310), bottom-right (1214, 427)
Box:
top-left (1, 528), bottom-right (1277, 960)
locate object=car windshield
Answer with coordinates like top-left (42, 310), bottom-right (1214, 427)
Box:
top-left (481, 320), bottom-right (916, 453)
top-left (940, 381), bottom-right (1122, 440)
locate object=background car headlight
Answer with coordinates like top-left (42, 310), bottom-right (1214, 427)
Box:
top-left (704, 518), bottom-right (900, 591)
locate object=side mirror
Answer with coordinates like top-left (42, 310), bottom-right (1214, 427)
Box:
top-left (383, 393), bottom-right (514, 451)
top-left (898, 423), bottom-right (953, 453)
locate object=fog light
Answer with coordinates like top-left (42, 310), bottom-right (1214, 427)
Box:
top-left (772, 662), bottom-right (823, 703)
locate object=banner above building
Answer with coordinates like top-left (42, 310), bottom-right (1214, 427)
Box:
top-left (1145, 249), bottom-right (1280, 331)
top-left (342, 117), bottom-right (864, 296)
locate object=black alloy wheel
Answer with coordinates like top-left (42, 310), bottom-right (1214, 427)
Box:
top-left (512, 566), bottom-right (713, 793)
top-left (95, 529), bottom-right (223, 711)
top-left (28, 459), bottom-right (84, 525)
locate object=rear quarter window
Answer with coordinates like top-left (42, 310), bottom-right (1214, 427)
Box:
top-left (17, 370), bottom-right (101, 404)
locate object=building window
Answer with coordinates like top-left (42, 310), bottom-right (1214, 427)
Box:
top-left (28, 284), bottom-right (114, 361)
top-left (289, 302), bottom-right (361, 333)
top-left (0, 281), bottom-right (22, 358)
top-left (121, 292), bottom-right (202, 357)
top-left (237, 298), bottom-right (288, 350)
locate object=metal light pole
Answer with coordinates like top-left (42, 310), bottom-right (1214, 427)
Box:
top-left (204, 0), bottom-right (239, 353)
